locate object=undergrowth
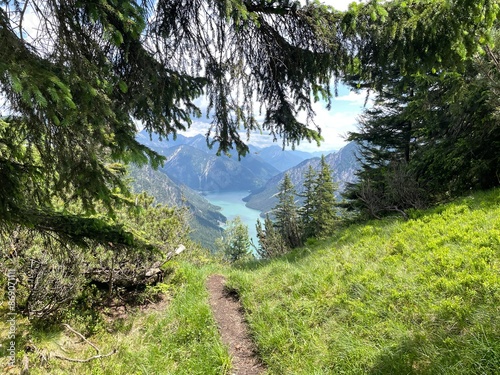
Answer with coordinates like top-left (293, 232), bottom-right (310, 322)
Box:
top-left (1, 261), bottom-right (231, 375)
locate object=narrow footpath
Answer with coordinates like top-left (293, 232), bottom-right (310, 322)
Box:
top-left (206, 275), bottom-right (265, 375)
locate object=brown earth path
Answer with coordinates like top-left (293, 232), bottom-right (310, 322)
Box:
top-left (206, 274), bottom-right (266, 375)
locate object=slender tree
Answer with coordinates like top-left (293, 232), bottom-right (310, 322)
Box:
top-left (273, 173), bottom-right (303, 249)
top-left (312, 156), bottom-right (339, 237)
top-left (300, 165), bottom-right (318, 240)
top-left (216, 217), bottom-right (251, 262)
top-left (344, 74), bottom-right (424, 217)
top-left (256, 214), bottom-right (288, 259)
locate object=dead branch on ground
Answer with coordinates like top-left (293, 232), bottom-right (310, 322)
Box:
top-left (51, 324), bottom-right (117, 363)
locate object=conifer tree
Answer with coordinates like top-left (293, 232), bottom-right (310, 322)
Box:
top-left (313, 156), bottom-right (339, 237)
top-left (345, 31), bottom-right (500, 217)
top-left (216, 217), bottom-right (251, 263)
top-left (256, 214), bottom-right (288, 259)
top-left (273, 173), bottom-right (303, 249)
top-left (300, 165), bottom-right (318, 240)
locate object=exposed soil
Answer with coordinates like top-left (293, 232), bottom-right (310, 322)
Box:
top-left (206, 274), bottom-right (265, 375)
top-left (102, 294), bottom-right (170, 322)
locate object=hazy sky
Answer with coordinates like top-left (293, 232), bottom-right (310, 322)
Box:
top-left (185, 84), bottom-right (369, 153)
top-left (181, 0), bottom-right (369, 153)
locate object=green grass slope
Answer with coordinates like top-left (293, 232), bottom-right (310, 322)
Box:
top-left (228, 189), bottom-right (500, 374)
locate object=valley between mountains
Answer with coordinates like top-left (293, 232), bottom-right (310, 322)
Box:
top-left (132, 131), bottom-right (361, 251)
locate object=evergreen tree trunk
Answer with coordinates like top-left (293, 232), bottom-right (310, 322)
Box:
top-left (300, 165), bottom-right (318, 240)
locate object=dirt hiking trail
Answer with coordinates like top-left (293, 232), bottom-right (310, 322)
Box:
top-left (206, 274), bottom-right (265, 375)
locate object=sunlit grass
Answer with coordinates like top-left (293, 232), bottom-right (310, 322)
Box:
top-left (228, 189), bottom-right (500, 374)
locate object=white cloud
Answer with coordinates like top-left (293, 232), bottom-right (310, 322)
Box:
top-left (292, 96), bottom-right (364, 152)
top-left (336, 90), bottom-right (371, 105)
top-left (182, 120), bottom-right (212, 138)
top-left (176, 85), bottom-right (369, 152)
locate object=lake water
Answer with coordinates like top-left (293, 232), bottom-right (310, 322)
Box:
top-left (203, 191), bottom-right (262, 251)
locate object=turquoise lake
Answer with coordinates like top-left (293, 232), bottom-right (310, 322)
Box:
top-left (203, 191), bottom-right (262, 251)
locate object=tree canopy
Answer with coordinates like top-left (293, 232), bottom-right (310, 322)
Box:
top-left (346, 27), bottom-right (500, 218)
top-left (1, 0), bottom-right (497, 246)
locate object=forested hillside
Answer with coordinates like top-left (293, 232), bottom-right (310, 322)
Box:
top-left (129, 165), bottom-right (225, 250)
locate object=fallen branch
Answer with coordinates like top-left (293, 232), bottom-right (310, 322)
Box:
top-left (52, 349), bottom-right (117, 363)
top-left (51, 324), bottom-right (117, 363)
top-left (62, 324), bottom-right (99, 352)
top-left (87, 244), bottom-right (187, 290)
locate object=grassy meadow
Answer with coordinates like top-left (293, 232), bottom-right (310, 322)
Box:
top-left (227, 189), bottom-right (500, 374)
top-left (2, 189), bottom-right (499, 374)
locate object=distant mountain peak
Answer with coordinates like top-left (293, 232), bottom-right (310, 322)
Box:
top-left (244, 141), bottom-right (361, 213)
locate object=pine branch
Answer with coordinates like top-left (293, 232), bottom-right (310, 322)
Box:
top-left (11, 208), bottom-right (155, 251)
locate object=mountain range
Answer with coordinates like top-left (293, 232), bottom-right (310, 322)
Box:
top-left (132, 130), bottom-right (361, 248)
top-left (158, 144), bottom-right (280, 191)
top-left (243, 141), bottom-right (361, 214)
top-left (136, 130), bottom-right (331, 186)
